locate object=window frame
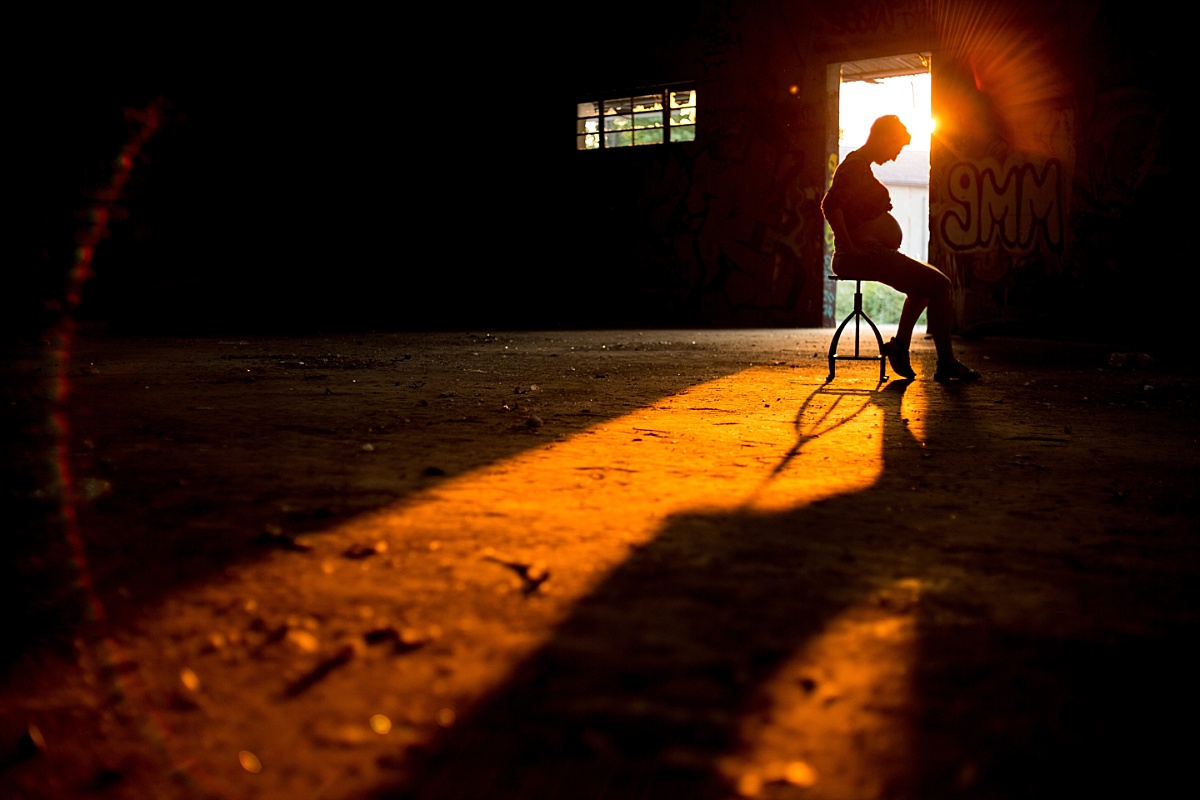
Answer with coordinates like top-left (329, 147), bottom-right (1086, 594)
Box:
top-left (576, 83), bottom-right (697, 151)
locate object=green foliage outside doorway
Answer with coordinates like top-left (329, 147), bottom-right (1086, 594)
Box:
top-left (835, 280), bottom-right (927, 326)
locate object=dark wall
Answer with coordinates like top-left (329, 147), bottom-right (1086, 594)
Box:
top-left (14, 19), bottom-right (416, 335)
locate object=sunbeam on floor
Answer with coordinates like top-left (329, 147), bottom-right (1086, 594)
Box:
top-left (71, 366), bottom-right (915, 798)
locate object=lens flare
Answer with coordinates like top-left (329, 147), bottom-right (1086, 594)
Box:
top-left (928, 0), bottom-right (1071, 157)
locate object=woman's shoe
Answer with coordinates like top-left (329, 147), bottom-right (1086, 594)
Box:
top-left (881, 339), bottom-right (916, 379)
top-left (933, 360), bottom-right (981, 383)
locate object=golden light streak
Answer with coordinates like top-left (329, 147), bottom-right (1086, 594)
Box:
top-left (362, 367), bottom-right (883, 555)
top-left (92, 364), bottom-right (920, 796)
top-left (319, 366), bottom-right (897, 783)
top-left (903, 375), bottom-right (929, 445)
top-left (719, 577), bottom-right (923, 797)
top-left (298, 367), bottom-right (892, 732)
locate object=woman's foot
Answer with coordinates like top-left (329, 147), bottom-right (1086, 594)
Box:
top-left (882, 338), bottom-right (916, 379)
top-left (934, 359), bottom-right (981, 383)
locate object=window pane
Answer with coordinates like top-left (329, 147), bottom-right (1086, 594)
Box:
top-left (632, 94), bottom-right (663, 113)
top-left (605, 131), bottom-right (633, 148)
top-left (604, 114), bottom-right (632, 132)
top-left (670, 90), bottom-right (696, 109)
top-left (633, 111), bottom-right (663, 130)
top-left (669, 126), bottom-right (696, 143)
top-left (603, 97), bottom-right (632, 116)
top-left (634, 128), bottom-right (665, 145)
top-left (671, 107), bottom-right (697, 126)
top-left (577, 89), bottom-right (694, 150)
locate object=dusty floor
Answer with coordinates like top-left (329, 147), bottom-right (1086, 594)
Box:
top-left (2, 326), bottom-right (1198, 800)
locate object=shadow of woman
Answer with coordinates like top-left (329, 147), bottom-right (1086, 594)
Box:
top-left (369, 352), bottom-right (1200, 800)
top-left (372, 376), bottom-right (951, 799)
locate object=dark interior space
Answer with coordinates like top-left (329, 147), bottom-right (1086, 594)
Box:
top-left (11, 8), bottom-right (725, 338)
top-left (4, 4), bottom-right (1196, 799)
top-left (10, 4), bottom-right (1185, 340)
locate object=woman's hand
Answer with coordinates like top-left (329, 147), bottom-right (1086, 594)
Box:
top-left (828, 208), bottom-right (889, 257)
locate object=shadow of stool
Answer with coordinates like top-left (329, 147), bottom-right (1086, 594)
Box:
top-left (826, 275), bottom-right (887, 383)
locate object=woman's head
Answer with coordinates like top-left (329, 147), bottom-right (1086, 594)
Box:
top-left (865, 115), bottom-right (912, 162)
top-left (869, 115), bottom-right (912, 145)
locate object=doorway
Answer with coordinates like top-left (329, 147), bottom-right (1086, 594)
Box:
top-left (826, 54), bottom-right (932, 327)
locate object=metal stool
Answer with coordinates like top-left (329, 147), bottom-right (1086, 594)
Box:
top-left (826, 275), bottom-right (886, 383)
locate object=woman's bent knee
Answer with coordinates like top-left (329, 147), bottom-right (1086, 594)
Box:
top-left (886, 253), bottom-right (948, 296)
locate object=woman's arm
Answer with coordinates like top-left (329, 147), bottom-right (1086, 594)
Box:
top-left (827, 207), bottom-right (864, 255)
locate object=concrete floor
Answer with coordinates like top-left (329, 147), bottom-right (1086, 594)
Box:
top-left (2, 327), bottom-right (1198, 799)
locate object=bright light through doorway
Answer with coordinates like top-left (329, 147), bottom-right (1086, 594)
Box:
top-left (835, 69), bottom-right (933, 326)
top-left (839, 72), bottom-right (933, 150)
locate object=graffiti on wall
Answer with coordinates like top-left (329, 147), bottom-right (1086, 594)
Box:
top-left (929, 153), bottom-right (1069, 328)
top-left (821, 0), bottom-right (929, 39)
top-left (694, 1), bottom-right (743, 78)
top-left (937, 156), bottom-right (1065, 255)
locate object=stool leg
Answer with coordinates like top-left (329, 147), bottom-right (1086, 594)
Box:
top-left (826, 332), bottom-right (838, 382)
top-left (826, 310), bottom-right (857, 383)
top-left (853, 282), bottom-right (863, 358)
top-left (855, 279), bottom-right (888, 382)
top-left (827, 278), bottom-right (889, 383)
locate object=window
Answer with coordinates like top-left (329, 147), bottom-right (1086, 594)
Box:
top-left (576, 86), bottom-right (697, 150)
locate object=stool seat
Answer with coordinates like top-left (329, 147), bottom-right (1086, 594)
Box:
top-left (826, 275), bottom-right (887, 383)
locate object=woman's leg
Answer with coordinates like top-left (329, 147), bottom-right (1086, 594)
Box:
top-left (857, 251), bottom-right (976, 378)
top-left (834, 249), bottom-right (977, 372)
top-left (868, 251), bottom-right (950, 351)
top-left (923, 286), bottom-right (955, 362)
top-left (894, 295), bottom-right (929, 350)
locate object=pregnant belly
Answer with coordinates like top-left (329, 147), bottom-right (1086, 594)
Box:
top-left (854, 213), bottom-right (903, 250)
